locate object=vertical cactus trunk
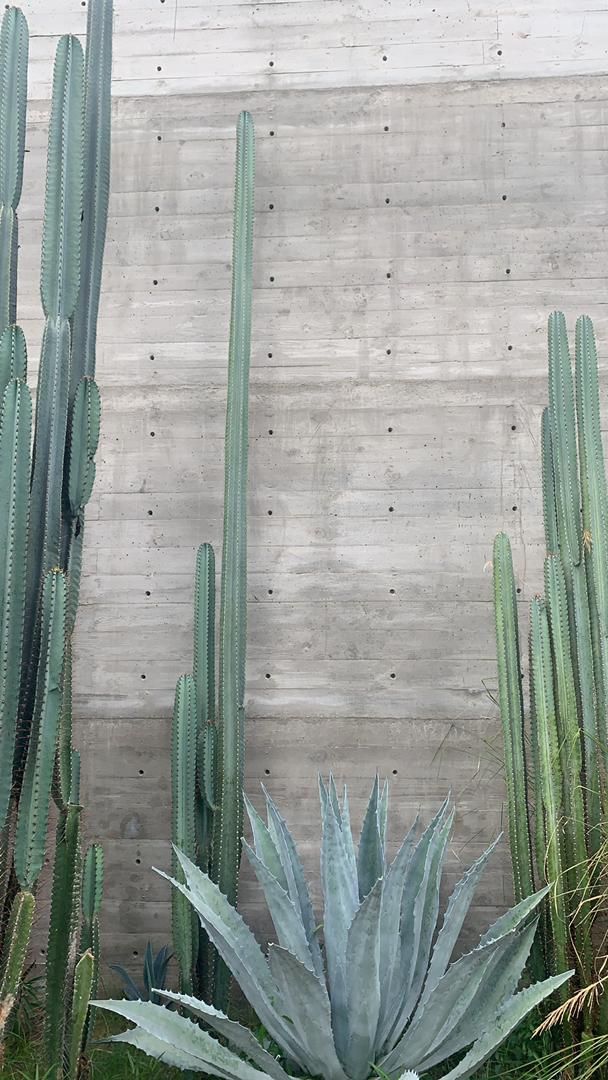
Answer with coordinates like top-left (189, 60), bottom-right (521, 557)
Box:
top-left (45, 805), bottom-right (82, 1078)
top-left (493, 532), bottom-right (534, 902)
top-left (171, 113), bottom-right (254, 1006)
top-left (495, 310), bottom-right (608, 1011)
top-left (212, 109), bottom-right (255, 1008)
top-left (0, 7), bottom-right (27, 338)
top-left (171, 674), bottom-right (197, 994)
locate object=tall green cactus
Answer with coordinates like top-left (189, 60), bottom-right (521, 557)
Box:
top-left (172, 112), bottom-right (255, 1008)
top-left (494, 311), bottom-right (607, 1016)
top-left (0, 2), bottom-right (112, 1066)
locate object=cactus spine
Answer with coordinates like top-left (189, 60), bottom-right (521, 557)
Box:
top-left (172, 112), bottom-right (254, 1008)
top-left (494, 311), bottom-right (607, 1007)
top-left (0, 2), bottom-right (112, 1065)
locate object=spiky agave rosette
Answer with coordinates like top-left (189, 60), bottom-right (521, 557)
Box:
top-left (96, 777), bottom-right (570, 1080)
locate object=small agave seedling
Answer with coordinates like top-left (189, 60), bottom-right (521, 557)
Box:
top-left (96, 778), bottom-right (570, 1080)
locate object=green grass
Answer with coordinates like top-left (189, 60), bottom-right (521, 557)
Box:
top-left (0, 1033), bottom-right (186, 1078)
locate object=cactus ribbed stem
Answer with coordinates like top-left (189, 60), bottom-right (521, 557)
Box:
top-left (0, 889), bottom-right (34, 1046)
top-left (172, 113), bottom-right (255, 1006)
top-left (212, 109), bottom-right (255, 1008)
top-left (493, 532), bottom-right (534, 901)
top-left (172, 674), bottom-right (197, 994)
top-left (45, 805), bottom-right (82, 1077)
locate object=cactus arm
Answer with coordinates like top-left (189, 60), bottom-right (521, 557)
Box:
top-left (0, 889), bottom-right (34, 1047)
top-left (70, 0), bottom-right (112, 390)
top-left (0, 8), bottom-right (28, 212)
top-left (194, 542), bottom-right (216, 730)
top-left (54, 637), bottom-right (73, 810)
top-left (194, 542), bottom-right (216, 919)
top-left (212, 111), bottom-right (255, 1008)
top-left (548, 311), bottom-right (582, 567)
top-left (68, 950), bottom-right (94, 1080)
top-left (80, 843), bottom-right (103, 1054)
top-left (172, 674), bottom-right (197, 993)
top-left (14, 570), bottom-right (66, 889)
top-left (575, 314), bottom-right (608, 762)
top-left (544, 555), bottom-right (592, 980)
top-left (0, 379), bottom-right (31, 829)
top-left (0, 7), bottom-right (28, 336)
top-left (81, 842), bottom-right (104, 948)
top-left (40, 35), bottom-right (84, 322)
top-left (67, 377), bottom-right (101, 517)
top-left (529, 599), bottom-right (568, 985)
top-left (570, 563), bottom-right (601, 854)
top-left (541, 408), bottom-right (559, 556)
top-left (45, 804), bottom-right (82, 1076)
top-left (492, 532), bottom-right (534, 901)
top-left (0, 324), bottom-right (26, 399)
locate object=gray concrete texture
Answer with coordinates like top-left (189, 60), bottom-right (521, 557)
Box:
top-left (16, 0), bottom-right (608, 967)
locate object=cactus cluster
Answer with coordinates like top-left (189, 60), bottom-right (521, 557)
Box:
top-left (0, 2), bottom-right (112, 1072)
top-left (172, 110), bottom-right (255, 1009)
top-left (494, 311), bottom-right (608, 1003)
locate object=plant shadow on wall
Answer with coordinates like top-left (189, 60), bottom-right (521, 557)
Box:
top-left (0, 0), bottom-right (111, 1076)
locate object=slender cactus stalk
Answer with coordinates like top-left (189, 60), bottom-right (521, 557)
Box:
top-left (171, 113), bottom-right (255, 1007)
top-left (45, 805), bottom-right (82, 1078)
top-left (68, 950), bottom-right (95, 1080)
top-left (0, 7), bottom-right (27, 338)
top-left (0, 889), bottom-right (34, 1048)
top-left (171, 674), bottom-right (197, 994)
top-left (493, 532), bottom-right (534, 901)
top-left (211, 109), bottom-right (255, 1008)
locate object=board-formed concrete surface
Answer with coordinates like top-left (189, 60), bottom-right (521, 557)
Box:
top-left (16, 0), bottom-right (608, 967)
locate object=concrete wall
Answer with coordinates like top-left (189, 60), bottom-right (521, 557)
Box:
top-left (17, 0), bottom-right (608, 967)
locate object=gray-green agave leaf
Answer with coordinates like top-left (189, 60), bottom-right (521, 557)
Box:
top-left (96, 779), bottom-right (570, 1080)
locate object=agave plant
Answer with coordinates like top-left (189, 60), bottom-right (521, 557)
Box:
top-left (110, 942), bottom-right (173, 1006)
top-left (96, 779), bottom-right (570, 1079)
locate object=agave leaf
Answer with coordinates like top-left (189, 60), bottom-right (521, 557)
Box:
top-left (338, 784), bottom-right (358, 885)
top-left (97, 999), bottom-right (269, 1079)
top-left (268, 945), bottom-right (348, 1080)
top-left (321, 779), bottom-right (359, 996)
top-left (357, 775), bottom-right (384, 900)
top-left (110, 1027), bottom-right (209, 1072)
top-left (243, 839), bottom-right (314, 970)
top-left (264, 787), bottom-right (323, 977)
top-left (416, 919), bottom-right (539, 1071)
top-left (385, 917), bottom-right (540, 1075)
top-left (436, 971), bottom-right (573, 1080)
top-left (381, 939), bottom-right (500, 1075)
top-left (418, 834), bottom-right (501, 1007)
top-left (378, 800), bottom-right (450, 1050)
top-left (343, 877), bottom-right (383, 1080)
top-left (109, 963), bottom-right (142, 1001)
top-left (387, 806), bottom-right (454, 1048)
top-left (156, 990), bottom-right (292, 1080)
top-left (244, 793), bottom-right (288, 890)
top-left (158, 851), bottom-right (306, 1066)
top-left (479, 884), bottom-right (550, 945)
top-left (377, 816), bottom-right (419, 1040)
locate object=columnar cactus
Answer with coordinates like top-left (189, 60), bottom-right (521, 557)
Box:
top-left (172, 111), bottom-right (255, 1008)
top-left (0, 1), bottom-right (112, 1065)
top-left (494, 311), bottom-right (607, 1007)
